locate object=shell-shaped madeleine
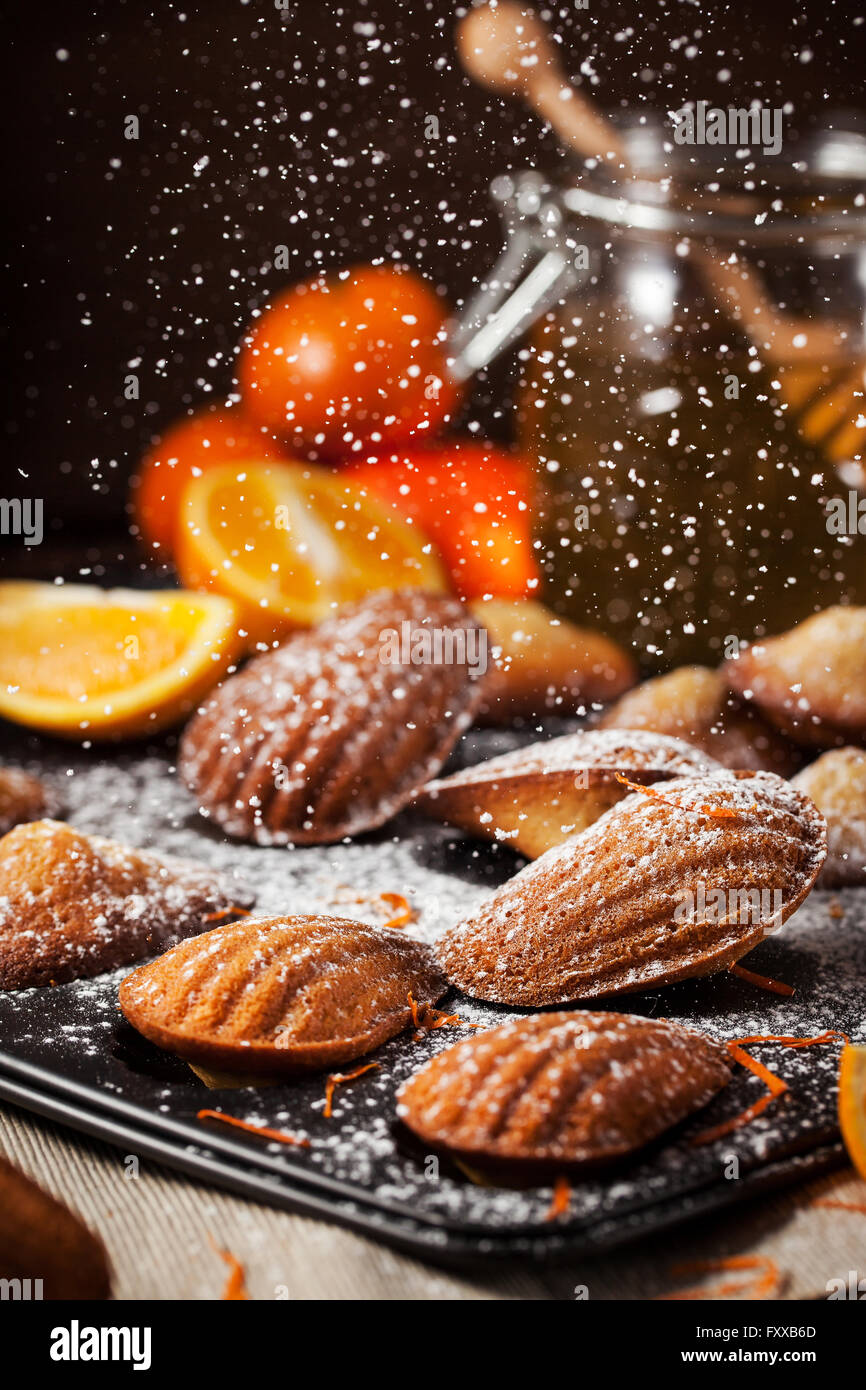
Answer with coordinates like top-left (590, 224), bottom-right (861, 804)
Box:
top-left (397, 1011), bottom-right (732, 1168)
top-left (0, 1154), bottom-right (111, 1300)
top-left (468, 597), bottom-right (637, 723)
top-left (599, 665), bottom-right (802, 775)
top-left (0, 767), bottom-right (59, 837)
top-left (417, 729), bottom-right (720, 858)
top-left (724, 606), bottom-right (866, 748)
top-left (180, 590), bottom-right (487, 845)
top-left (119, 914), bottom-right (448, 1074)
top-left (438, 771), bottom-right (827, 1007)
top-left (793, 747), bottom-right (866, 887)
top-left (0, 820), bottom-right (253, 990)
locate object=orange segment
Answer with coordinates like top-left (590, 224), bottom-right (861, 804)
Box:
top-left (174, 462), bottom-right (447, 642)
top-left (839, 1044), bottom-right (866, 1179)
top-left (0, 582), bottom-right (242, 741)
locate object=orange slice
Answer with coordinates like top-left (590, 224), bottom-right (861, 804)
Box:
top-left (174, 462), bottom-right (447, 642)
top-left (0, 582), bottom-right (242, 741)
top-left (839, 1044), bottom-right (866, 1179)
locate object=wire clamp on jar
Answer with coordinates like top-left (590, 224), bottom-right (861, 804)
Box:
top-left (448, 171), bottom-right (592, 383)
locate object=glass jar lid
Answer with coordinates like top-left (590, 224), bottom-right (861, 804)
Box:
top-left (449, 118), bottom-right (866, 380)
top-left (557, 118), bottom-right (866, 244)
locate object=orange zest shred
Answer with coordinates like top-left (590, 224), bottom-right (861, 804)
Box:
top-left (380, 891), bottom-right (415, 930)
top-left (202, 906), bottom-right (253, 923)
top-left (732, 1030), bottom-right (848, 1049)
top-left (208, 1236), bottom-right (250, 1301)
top-left (613, 773), bottom-right (756, 819)
top-left (407, 990), bottom-right (483, 1037)
top-left (197, 1109), bottom-right (310, 1148)
top-left (323, 1062), bottom-right (379, 1118)
top-left (546, 1175), bottom-right (572, 1222)
top-left (693, 1091), bottom-right (782, 1147)
top-left (614, 772), bottom-right (671, 802)
top-left (729, 963), bottom-right (795, 997)
top-left (453, 1159), bottom-right (496, 1188)
top-left (696, 800), bottom-right (757, 819)
top-left (814, 1199), bottom-right (866, 1214)
top-left (325, 886), bottom-right (417, 929)
top-left (691, 1032), bottom-right (845, 1146)
top-left (658, 1255), bottom-right (781, 1301)
top-left (690, 1043), bottom-right (791, 1145)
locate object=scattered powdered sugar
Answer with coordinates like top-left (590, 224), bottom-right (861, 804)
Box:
top-left (0, 737), bottom-right (862, 1239)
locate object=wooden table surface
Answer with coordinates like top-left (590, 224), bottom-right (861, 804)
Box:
top-left (2, 1103), bottom-right (863, 1301)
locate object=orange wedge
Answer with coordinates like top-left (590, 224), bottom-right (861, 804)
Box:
top-left (839, 1044), bottom-right (866, 1179)
top-left (0, 582), bottom-right (242, 741)
top-left (174, 462), bottom-right (447, 643)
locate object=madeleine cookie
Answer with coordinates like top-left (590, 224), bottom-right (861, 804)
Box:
top-left (181, 590), bottom-right (486, 845)
top-left (0, 820), bottom-right (253, 990)
top-left (438, 771), bottom-right (826, 1007)
top-left (397, 1012), bottom-right (732, 1170)
top-left (119, 914), bottom-right (447, 1075)
top-left (724, 607), bottom-right (866, 748)
top-left (0, 1154), bottom-right (111, 1299)
top-left (793, 748), bottom-right (866, 886)
top-left (470, 597), bottom-right (637, 722)
top-left (0, 767), bottom-right (59, 836)
top-left (598, 666), bottom-right (802, 775)
top-left (417, 728), bottom-right (720, 858)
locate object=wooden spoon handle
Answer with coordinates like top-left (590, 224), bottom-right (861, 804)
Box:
top-left (457, 1), bottom-right (625, 162)
top-left (528, 69), bottom-right (626, 163)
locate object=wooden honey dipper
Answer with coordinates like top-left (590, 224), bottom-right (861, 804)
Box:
top-left (458, 1), bottom-right (865, 474)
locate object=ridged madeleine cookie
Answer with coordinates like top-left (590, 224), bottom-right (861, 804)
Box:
top-left (598, 666), bottom-right (802, 775)
top-left (0, 1154), bottom-right (111, 1300)
top-left (119, 914), bottom-right (448, 1074)
top-left (0, 820), bottom-right (253, 990)
top-left (180, 590), bottom-right (486, 845)
top-left (793, 748), bottom-right (866, 887)
top-left (397, 1012), bottom-right (732, 1169)
top-left (417, 729), bottom-right (720, 858)
top-left (438, 771), bottom-right (826, 1006)
top-left (724, 607), bottom-right (866, 748)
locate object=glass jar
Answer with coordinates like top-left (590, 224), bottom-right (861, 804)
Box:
top-left (453, 124), bottom-right (866, 670)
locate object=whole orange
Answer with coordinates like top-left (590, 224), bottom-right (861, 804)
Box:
top-left (237, 264), bottom-right (459, 456)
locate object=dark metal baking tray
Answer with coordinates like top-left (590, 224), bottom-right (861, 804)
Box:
top-left (0, 733), bottom-right (862, 1263)
top-left (0, 1064), bottom-right (846, 1269)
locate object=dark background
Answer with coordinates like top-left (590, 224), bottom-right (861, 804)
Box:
top-left (2, 0), bottom-right (863, 555)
